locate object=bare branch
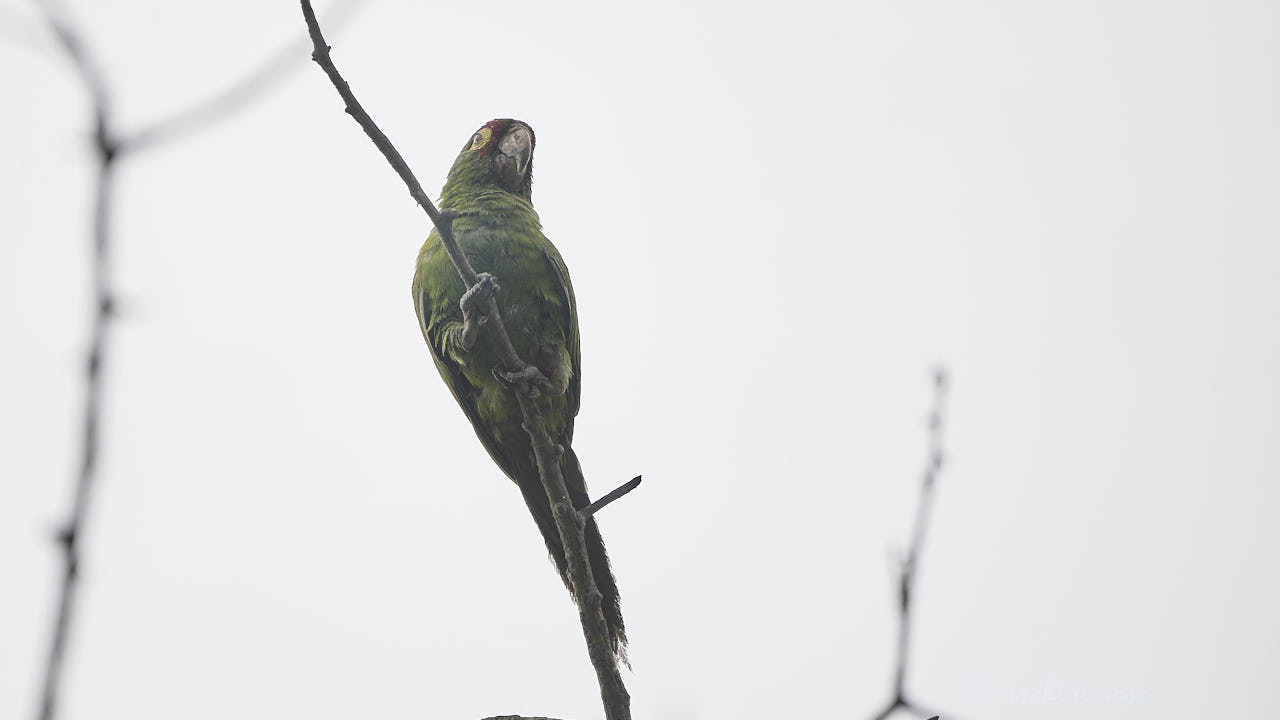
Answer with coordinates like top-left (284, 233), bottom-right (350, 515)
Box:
top-left (582, 476), bottom-right (642, 518)
top-left (296, 6), bottom-right (536, 382)
top-left (123, 0), bottom-right (366, 153)
top-left (30, 2), bottom-right (335, 718)
top-left (896, 370), bottom-right (948, 697)
top-left (299, 2), bottom-right (632, 718)
top-left (31, 3), bottom-right (117, 719)
top-left (0, 4), bottom-right (58, 56)
top-left (515, 393), bottom-right (631, 718)
top-left (867, 369), bottom-right (963, 720)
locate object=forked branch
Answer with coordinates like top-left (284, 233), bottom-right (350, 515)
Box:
top-left (30, 2), bottom-right (363, 718)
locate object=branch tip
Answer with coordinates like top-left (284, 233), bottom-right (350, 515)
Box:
top-left (581, 476), bottom-right (642, 518)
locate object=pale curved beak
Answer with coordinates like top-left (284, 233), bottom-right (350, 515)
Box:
top-left (498, 124), bottom-right (533, 177)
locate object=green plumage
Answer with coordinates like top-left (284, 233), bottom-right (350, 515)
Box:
top-left (411, 119), bottom-right (626, 658)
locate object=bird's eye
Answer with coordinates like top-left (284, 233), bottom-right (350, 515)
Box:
top-left (471, 127), bottom-right (493, 150)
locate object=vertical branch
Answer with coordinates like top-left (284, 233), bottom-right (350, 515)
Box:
top-left (516, 393), bottom-right (631, 719)
top-left (30, 2), bottom-right (354, 717)
top-left (298, 4), bottom-right (632, 718)
top-left (33, 4), bottom-right (119, 719)
top-left (40, 157), bottom-right (117, 720)
top-left (868, 368), bottom-right (955, 720)
top-left (897, 369), bottom-right (947, 697)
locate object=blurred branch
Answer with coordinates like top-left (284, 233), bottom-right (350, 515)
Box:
top-left (0, 4), bottom-right (58, 55)
top-left (867, 369), bottom-right (960, 720)
top-left (30, 2), bottom-right (352, 718)
top-left (124, 0), bottom-right (365, 153)
top-left (298, 3), bottom-right (633, 719)
top-left (32, 4), bottom-right (117, 718)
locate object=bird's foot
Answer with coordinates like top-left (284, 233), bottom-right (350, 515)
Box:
top-left (461, 272), bottom-right (501, 313)
top-left (492, 363), bottom-right (555, 399)
top-left (458, 273), bottom-right (501, 350)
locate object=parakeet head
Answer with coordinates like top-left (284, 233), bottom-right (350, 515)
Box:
top-left (443, 119), bottom-right (536, 200)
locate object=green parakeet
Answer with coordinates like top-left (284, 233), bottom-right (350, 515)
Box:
top-left (411, 119), bottom-right (626, 657)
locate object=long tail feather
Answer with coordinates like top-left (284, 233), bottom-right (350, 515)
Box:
top-left (515, 445), bottom-right (627, 661)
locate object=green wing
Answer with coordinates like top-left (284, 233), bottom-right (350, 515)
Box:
top-left (412, 227), bottom-right (580, 475)
top-left (411, 230), bottom-right (515, 479)
top-left (537, 233), bottom-right (580, 441)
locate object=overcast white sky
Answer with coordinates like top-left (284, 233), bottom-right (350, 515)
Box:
top-left (2, 1), bottom-right (1278, 718)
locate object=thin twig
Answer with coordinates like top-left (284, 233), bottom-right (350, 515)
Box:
top-left (0, 4), bottom-right (58, 55)
top-left (124, 0), bottom-right (366, 153)
top-left (32, 5), bottom-right (117, 720)
top-left (582, 476), bottom-right (642, 518)
top-left (296, 2), bottom-right (533, 378)
top-left (867, 369), bottom-right (959, 720)
top-left (298, 3), bottom-right (631, 718)
top-left (31, 2), bottom-right (338, 718)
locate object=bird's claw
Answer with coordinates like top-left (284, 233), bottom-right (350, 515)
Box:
top-left (459, 273), bottom-right (501, 350)
top-left (492, 363), bottom-right (554, 399)
top-left (460, 273), bottom-right (501, 317)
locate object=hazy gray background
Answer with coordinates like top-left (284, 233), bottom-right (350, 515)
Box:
top-left (2, 0), bottom-right (1277, 718)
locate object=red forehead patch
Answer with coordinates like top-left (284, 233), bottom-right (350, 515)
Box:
top-left (476, 119), bottom-right (534, 158)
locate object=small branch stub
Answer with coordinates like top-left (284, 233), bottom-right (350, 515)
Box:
top-left (582, 476), bottom-right (642, 518)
